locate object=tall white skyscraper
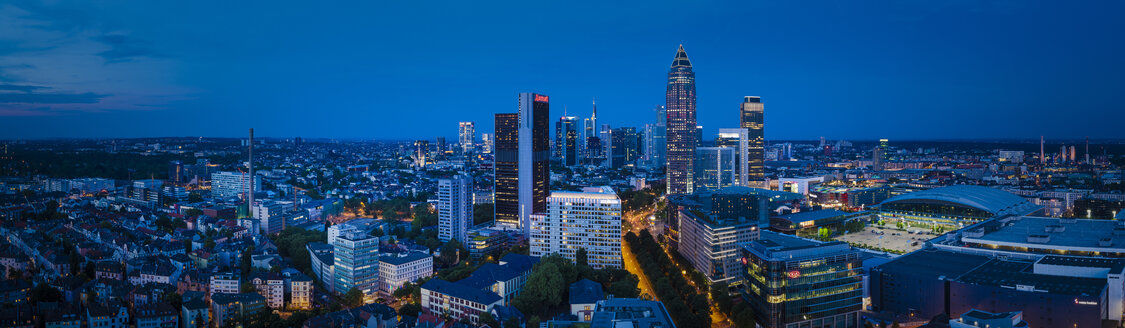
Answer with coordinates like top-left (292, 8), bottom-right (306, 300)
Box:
top-left (529, 186), bottom-right (622, 269)
top-left (438, 174), bottom-right (474, 243)
top-left (333, 229), bottom-right (379, 302)
top-left (458, 122), bottom-right (475, 153)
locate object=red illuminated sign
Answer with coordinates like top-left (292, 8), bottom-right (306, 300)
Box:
top-left (534, 94), bottom-right (549, 103)
top-left (787, 270), bottom-right (801, 279)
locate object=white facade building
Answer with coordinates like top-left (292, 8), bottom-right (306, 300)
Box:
top-left (211, 171), bottom-right (261, 199)
top-left (530, 186), bottom-right (622, 269)
top-left (378, 252), bottom-right (433, 296)
top-left (438, 174), bottom-right (474, 243)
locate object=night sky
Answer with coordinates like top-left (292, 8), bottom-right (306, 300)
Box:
top-left (0, 1), bottom-right (1122, 140)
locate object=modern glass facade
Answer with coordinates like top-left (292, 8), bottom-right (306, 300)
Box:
top-left (555, 116), bottom-right (579, 166)
top-left (518, 93), bottom-right (550, 235)
top-left (740, 96), bottom-right (765, 187)
top-left (333, 230), bottom-right (379, 302)
top-left (494, 113), bottom-right (520, 228)
top-left (742, 234), bottom-right (862, 328)
top-left (666, 45), bottom-right (697, 195)
top-left (694, 147), bottom-right (736, 190)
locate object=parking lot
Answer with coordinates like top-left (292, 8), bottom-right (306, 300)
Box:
top-left (834, 226), bottom-right (935, 253)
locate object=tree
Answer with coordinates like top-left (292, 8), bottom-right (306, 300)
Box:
top-left (398, 303), bottom-right (421, 317)
top-left (240, 246), bottom-right (255, 276)
top-left (479, 312), bottom-right (501, 328)
top-left (576, 247), bottom-right (589, 268)
top-left (608, 275), bottom-right (640, 298)
top-left (512, 262), bottom-right (564, 316)
top-left (393, 283), bottom-right (414, 299)
top-left (343, 288), bottom-right (364, 307)
top-left (503, 317), bottom-right (521, 328)
top-left (711, 281), bottom-right (732, 314)
top-left (439, 239), bottom-right (465, 267)
top-left (164, 292), bottom-right (183, 310)
top-left (527, 316), bottom-right (541, 328)
top-left (473, 203), bottom-right (495, 225)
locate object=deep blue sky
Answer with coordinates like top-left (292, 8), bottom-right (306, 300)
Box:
top-left (1, 0), bottom-right (1122, 140)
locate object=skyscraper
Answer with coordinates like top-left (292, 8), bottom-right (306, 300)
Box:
top-left (518, 93), bottom-right (550, 235)
top-left (739, 96), bottom-right (765, 187)
top-left (530, 186), bottom-right (623, 269)
top-left (481, 133), bottom-right (493, 154)
top-left (494, 93), bottom-right (549, 234)
top-left (609, 127), bottom-right (640, 169)
top-left (438, 174), bottom-right (473, 243)
top-left (494, 113), bottom-right (520, 228)
top-left (582, 100), bottom-right (598, 163)
top-left (716, 128), bottom-right (749, 187)
top-left (413, 140), bottom-right (429, 168)
top-left (555, 116), bottom-right (579, 166)
top-left (693, 147), bottom-right (736, 190)
top-left (643, 105), bottom-right (667, 169)
top-left (666, 45), bottom-right (697, 195)
top-left (459, 122), bottom-right (475, 154)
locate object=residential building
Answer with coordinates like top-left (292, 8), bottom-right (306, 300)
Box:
top-left (438, 174), bottom-right (473, 243)
top-left (288, 272), bottom-right (314, 310)
top-left (135, 303), bottom-right (178, 328)
top-left (250, 272), bottom-right (285, 309)
top-left (86, 302), bottom-right (129, 328)
top-left (208, 272), bottom-right (239, 296)
top-left (455, 254), bottom-right (538, 306)
top-left (530, 186), bottom-right (623, 269)
top-left (466, 227), bottom-right (509, 261)
top-left (181, 291), bottom-right (209, 328)
top-left (211, 293), bottom-right (266, 328)
top-left (569, 279), bottom-right (604, 321)
top-left (306, 242), bottom-right (335, 294)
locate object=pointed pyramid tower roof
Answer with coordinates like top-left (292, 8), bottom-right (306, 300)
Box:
top-left (671, 44), bottom-right (692, 68)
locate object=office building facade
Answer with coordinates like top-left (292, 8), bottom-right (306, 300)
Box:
top-left (694, 147), bottom-right (736, 190)
top-left (333, 230), bottom-right (379, 302)
top-left (211, 171), bottom-right (261, 199)
top-left (556, 116), bottom-right (579, 166)
top-left (529, 186), bottom-right (623, 269)
top-left (666, 45), bottom-right (697, 195)
top-left (741, 232), bottom-right (863, 328)
top-left (739, 96), bottom-right (765, 187)
top-left (716, 128), bottom-right (749, 187)
top-left (438, 174), bottom-right (474, 243)
top-left (494, 113), bottom-right (521, 228)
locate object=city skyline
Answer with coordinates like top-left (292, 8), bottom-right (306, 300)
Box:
top-left (1, 1), bottom-right (1122, 140)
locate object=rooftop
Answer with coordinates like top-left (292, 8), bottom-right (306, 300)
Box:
top-left (379, 251), bottom-right (431, 265)
top-left (962, 216), bottom-right (1125, 252)
top-left (880, 185), bottom-right (1041, 217)
top-left (773, 209), bottom-right (849, 224)
top-left (421, 279), bottom-right (502, 305)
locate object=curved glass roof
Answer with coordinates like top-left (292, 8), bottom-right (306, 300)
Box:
top-left (880, 185), bottom-right (1040, 217)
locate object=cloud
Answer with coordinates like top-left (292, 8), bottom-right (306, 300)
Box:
top-left (92, 34), bottom-right (165, 63)
top-left (0, 83), bottom-right (47, 92)
top-left (0, 91), bottom-right (105, 104)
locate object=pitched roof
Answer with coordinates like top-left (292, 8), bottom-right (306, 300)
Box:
top-left (421, 279), bottom-right (502, 305)
top-left (569, 279), bottom-right (604, 304)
